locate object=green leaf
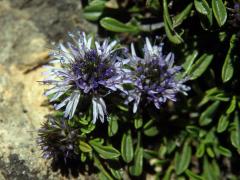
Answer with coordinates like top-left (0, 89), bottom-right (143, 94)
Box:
top-left (109, 168), bottom-right (122, 180)
top-left (203, 157), bottom-right (215, 180)
top-left (222, 34), bottom-right (237, 82)
top-left (185, 169), bottom-right (203, 180)
top-left (226, 96), bottom-right (236, 114)
top-left (163, 15), bottom-right (183, 44)
top-left (175, 142), bottom-right (192, 175)
top-left (215, 146), bottom-right (232, 157)
top-left (94, 155), bottom-right (114, 180)
top-left (144, 149), bottom-right (159, 159)
top-left (143, 119), bottom-right (159, 136)
top-left (163, 165), bottom-right (174, 180)
top-left (194, 0), bottom-right (213, 29)
top-left (163, 0), bottom-right (173, 30)
top-left (230, 111), bottom-right (240, 149)
top-left (134, 118), bottom-right (143, 129)
top-left (121, 131), bottom-right (134, 163)
top-left (163, 0), bottom-right (183, 44)
top-left (217, 113), bottom-right (230, 133)
top-left (79, 141), bottom-right (92, 153)
top-left (182, 50), bottom-right (199, 76)
top-left (108, 116), bottom-right (118, 137)
top-left (212, 0), bottom-right (227, 27)
top-left (173, 3), bottom-right (193, 28)
top-left (129, 147), bottom-right (143, 176)
top-left (199, 101), bottom-right (220, 126)
top-left (89, 140), bottom-right (120, 159)
top-left (194, 0), bottom-right (211, 15)
top-left (100, 17), bottom-right (139, 33)
top-left (189, 54), bottom-right (214, 80)
top-left (146, 0), bottom-right (161, 10)
top-left (80, 123), bottom-right (95, 134)
top-left (83, 0), bottom-right (106, 21)
top-left (186, 125), bottom-right (200, 137)
top-left (196, 143), bottom-right (205, 158)
top-left (117, 104), bottom-right (128, 112)
top-left (206, 147), bottom-right (215, 158)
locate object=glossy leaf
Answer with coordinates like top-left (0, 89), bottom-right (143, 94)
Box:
top-left (90, 140), bottom-right (120, 159)
top-left (222, 34), bottom-right (237, 82)
top-left (189, 54), bottom-right (214, 80)
top-left (194, 0), bottom-right (211, 15)
top-left (121, 131), bottom-right (134, 163)
top-left (175, 142), bottom-right (192, 175)
top-left (212, 0), bottom-right (227, 27)
top-left (100, 17), bottom-right (139, 33)
top-left (194, 0), bottom-right (213, 29)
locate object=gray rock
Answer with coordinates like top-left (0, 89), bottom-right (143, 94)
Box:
top-left (0, 0), bottom-right (96, 179)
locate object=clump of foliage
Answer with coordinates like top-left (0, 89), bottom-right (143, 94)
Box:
top-left (38, 0), bottom-right (240, 179)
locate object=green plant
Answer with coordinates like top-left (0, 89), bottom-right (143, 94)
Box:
top-left (38, 0), bottom-right (240, 179)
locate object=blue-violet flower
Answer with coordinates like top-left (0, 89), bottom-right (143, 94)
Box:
top-left (43, 32), bottom-right (127, 123)
top-left (126, 38), bottom-right (190, 113)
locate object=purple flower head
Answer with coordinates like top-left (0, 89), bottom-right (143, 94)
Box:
top-left (126, 38), bottom-right (190, 113)
top-left (43, 32), bottom-right (128, 123)
top-left (37, 117), bottom-right (79, 162)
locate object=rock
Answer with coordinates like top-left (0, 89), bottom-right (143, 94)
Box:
top-left (0, 0), bottom-right (96, 179)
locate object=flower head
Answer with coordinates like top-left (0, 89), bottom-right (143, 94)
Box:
top-left (126, 38), bottom-right (190, 113)
top-left (43, 32), bottom-right (128, 123)
top-left (37, 117), bottom-right (79, 161)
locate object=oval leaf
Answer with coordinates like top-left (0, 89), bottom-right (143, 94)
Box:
top-left (129, 147), bottom-right (143, 176)
top-left (175, 142), bottom-right (192, 175)
top-left (226, 96), bottom-right (236, 114)
top-left (216, 146), bottom-right (232, 157)
top-left (212, 0), bottom-right (227, 27)
top-left (222, 34), bottom-right (237, 82)
top-left (230, 111), bottom-right (240, 149)
top-left (189, 54), bottom-right (214, 80)
top-left (90, 140), bottom-right (120, 159)
top-left (217, 113), bottom-right (230, 133)
top-left (79, 141), bottom-right (92, 153)
top-left (108, 116), bottom-right (118, 137)
top-left (121, 131), bottom-right (134, 163)
top-left (199, 101), bottom-right (220, 126)
top-left (194, 0), bottom-right (211, 15)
